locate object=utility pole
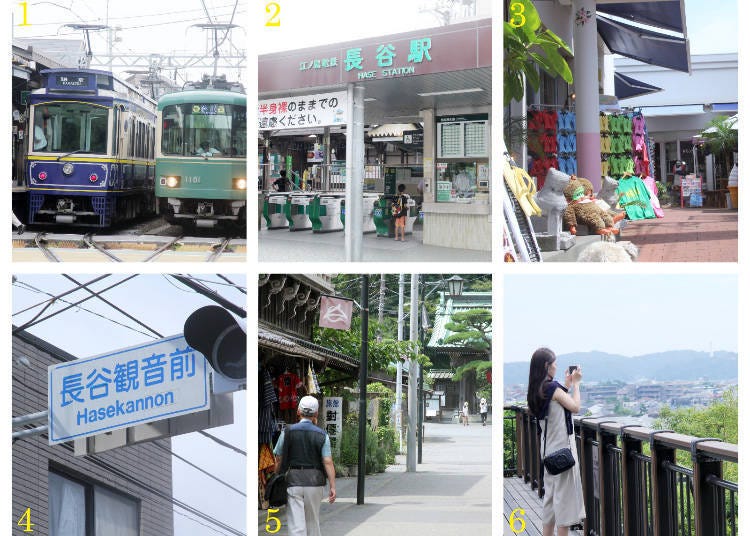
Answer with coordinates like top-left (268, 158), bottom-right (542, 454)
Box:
top-left (377, 274), bottom-right (385, 342)
top-left (395, 274), bottom-right (405, 453)
top-left (407, 274), bottom-right (419, 472)
top-left (356, 275), bottom-right (369, 504)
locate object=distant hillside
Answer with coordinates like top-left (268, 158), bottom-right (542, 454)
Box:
top-left (504, 350), bottom-right (737, 386)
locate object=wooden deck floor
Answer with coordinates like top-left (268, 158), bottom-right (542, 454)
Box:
top-left (503, 476), bottom-right (583, 535)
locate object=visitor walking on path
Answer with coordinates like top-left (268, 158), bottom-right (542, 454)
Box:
top-left (479, 398), bottom-right (488, 426)
top-left (273, 396), bottom-right (336, 536)
top-left (462, 401), bottom-right (470, 426)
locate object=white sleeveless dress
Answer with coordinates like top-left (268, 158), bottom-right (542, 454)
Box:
top-left (541, 396), bottom-right (586, 527)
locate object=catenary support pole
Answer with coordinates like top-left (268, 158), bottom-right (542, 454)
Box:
top-left (573, 0), bottom-right (602, 191)
top-left (407, 274), bottom-right (419, 472)
top-left (356, 274), bottom-right (369, 504)
top-left (345, 84), bottom-right (365, 261)
top-left (396, 273), bottom-right (405, 453)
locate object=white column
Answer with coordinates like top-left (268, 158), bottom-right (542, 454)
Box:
top-left (345, 84), bottom-right (365, 261)
top-left (407, 274), bottom-right (418, 472)
top-left (573, 0), bottom-right (602, 190)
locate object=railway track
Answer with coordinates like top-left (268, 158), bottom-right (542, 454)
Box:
top-left (34, 233), bottom-right (61, 262)
top-left (14, 232), bottom-right (245, 263)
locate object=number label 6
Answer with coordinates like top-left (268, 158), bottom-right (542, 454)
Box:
top-left (509, 507), bottom-right (526, 534)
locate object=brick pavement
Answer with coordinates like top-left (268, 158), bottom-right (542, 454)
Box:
top-left (623, 207), bottom-right (737, 262)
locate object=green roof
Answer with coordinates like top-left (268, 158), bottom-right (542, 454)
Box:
top-left (157, 89), bottom-right (246, 110)
top-left (426, 291), bottom-right (492, 350)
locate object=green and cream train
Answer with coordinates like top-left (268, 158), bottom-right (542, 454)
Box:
top-left (155, 79), bottom-right (247, 231)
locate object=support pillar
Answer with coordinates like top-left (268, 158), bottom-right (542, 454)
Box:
top-left (323, 127), bottom-right (330, 191)
top-left (573, 0), bottom-right (602, 191)
top-left (345, 84), bottom-right (365, 261)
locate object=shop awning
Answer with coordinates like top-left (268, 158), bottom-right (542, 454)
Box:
top-left (614, 71), bottom-right (663, 100)
top-left (597, 1), bottom-right (686, 35)
top-left (597, 15), bottom-right (691, 73)
top-left (259, 327), bottom-right (359, 374)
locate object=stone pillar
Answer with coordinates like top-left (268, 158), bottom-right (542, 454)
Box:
top-left (573, 0), bottom-right (602, 190)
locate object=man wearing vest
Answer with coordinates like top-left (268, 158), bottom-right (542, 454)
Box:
top-left (273, 396), bottom-right (336, 535)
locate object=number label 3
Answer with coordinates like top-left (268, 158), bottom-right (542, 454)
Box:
top-left (509, 507), bottom-right (526, 534)
top-left (265, 2), bottom-right (281, 27)
top-left (509, 2), bottom-right (526, 28)
top-left (17, 508), bottom-right (34, 532)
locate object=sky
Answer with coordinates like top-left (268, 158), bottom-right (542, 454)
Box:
top-left (503, 274), bottom-right (738, 362)
top-left (258, 0), bottom-right (492, 54)
top-left (11, 0), bottom-right (247, 85)
top-left (683, 0), bottom-right (737, 54)
top-left (12, 273), bottom-right (247, 536)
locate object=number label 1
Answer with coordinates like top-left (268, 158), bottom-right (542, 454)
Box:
top-left (17, 508), bottom-right (34, 532)
top-left (509, 2), bottom-right (526, 28)
top-left (265, 508), bottom-right (281, 533)
top-left (509, 507), bottom-right (526, 534)
top-left (18, 2), bottom-right (30, 26)
top-left (265, 2), bottom-right (281, 27)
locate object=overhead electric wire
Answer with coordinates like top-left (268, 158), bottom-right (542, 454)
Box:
top-left (13, 274), bottom-right (112, 316)
top-left (174, 509), bottom-right (240, 536)
top-left (198, 430), bottom-right (247, 456)
top-left (12, 275), bottom-right (156, 337)
top-left (62, 274), bottom-right (164, 339)
top-left (152, 442), bottom-right (246, 497)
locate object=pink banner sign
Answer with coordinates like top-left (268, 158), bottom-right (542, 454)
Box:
top-left (318, 295), bottom-right (354, 330)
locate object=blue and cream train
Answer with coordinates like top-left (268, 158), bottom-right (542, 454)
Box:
top-left (26, 69), bottom-right (157, 226)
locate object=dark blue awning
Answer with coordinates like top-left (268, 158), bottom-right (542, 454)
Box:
top-left (614, 72), bottom-right (663, 100)
top-left (597, 1), bottom-right (686, 34)
top-left (597, 15), bottom-right (691, 73)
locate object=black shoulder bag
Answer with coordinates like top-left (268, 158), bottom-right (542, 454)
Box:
top-left (543, 416), bottom-right (576, 476)
top-left (264, 431), bottom-right (291, 507)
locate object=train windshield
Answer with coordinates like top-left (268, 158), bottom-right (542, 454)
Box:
top-left (161, 103), bottom-right (246, 158)
top-left (32, 102), bottom-right (109, 154)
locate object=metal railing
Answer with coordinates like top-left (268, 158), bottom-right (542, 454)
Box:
top-left (504, 406), bottom-right (738, 536)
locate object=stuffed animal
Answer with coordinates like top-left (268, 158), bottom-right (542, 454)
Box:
top-left (535, 168), bottom-right (571, 236)
top-left (563, 177), bottom-right (619, 236)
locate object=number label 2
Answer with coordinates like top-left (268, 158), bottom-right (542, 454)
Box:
top-left (509, 2), bottom-right (526, 28)
top-left (265, 2), bottom-right (281, 27)
top-left (17, 508), bottom-right (34, 532)
top-left (265, 508), bottom-right (281, 533)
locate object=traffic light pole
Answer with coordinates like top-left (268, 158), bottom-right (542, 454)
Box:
top-left (356, 275), bottom-right (369, 505)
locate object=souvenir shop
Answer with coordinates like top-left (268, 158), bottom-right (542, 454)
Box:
top-left (503, 106), bottom-right (664, 262)
top-left (257, 274), bottom-right (359, 507)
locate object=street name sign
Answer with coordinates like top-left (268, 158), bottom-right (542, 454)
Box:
top-left (48, 335), bottom-right (210, 445)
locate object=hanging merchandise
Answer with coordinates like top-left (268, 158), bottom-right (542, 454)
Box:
top-left (503, 150), bottom-right (542, 262)
top-left (527, 107), bottom-right (561, 188)
top-left (615, 174), bottom-right (656, 220)
top-left (305, 363), bottom-right (320, 395)
top-left (640, 175), bottom-right (665, 218)
top-left (275, 368), bottom-right (305, 411)
top-left (259, 368), bottom-right (278, 445)
top-left (504, 158), bottom-right (542, 217)
top-left (557, 110), bottom-right (577, 175)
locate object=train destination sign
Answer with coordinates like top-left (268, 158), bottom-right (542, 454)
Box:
top-left (48, 335), bottom-right (210, 444)
top-left (55, 75), bottom-right (90, 87)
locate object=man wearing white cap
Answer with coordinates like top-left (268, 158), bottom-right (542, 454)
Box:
top-left (273, 395), bottom-right (336, 536)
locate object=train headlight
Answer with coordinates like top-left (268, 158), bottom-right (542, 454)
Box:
top-left (62, 163), bottom-right (74, 176)
top-left (232, 178), bottom-right (247, 190)
top-left (160, 176), bottom-right (181, 188)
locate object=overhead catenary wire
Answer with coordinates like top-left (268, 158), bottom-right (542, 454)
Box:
top-left (152, 442), bottom-right (246, 497)
top-left (198, 430), bottom-right (247, 456)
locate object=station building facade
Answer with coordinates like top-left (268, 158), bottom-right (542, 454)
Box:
top-left (259, 19), bottom-right (492, 251)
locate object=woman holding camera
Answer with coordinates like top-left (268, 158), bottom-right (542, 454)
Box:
top-left (526, 347), bottom-right (585, 535)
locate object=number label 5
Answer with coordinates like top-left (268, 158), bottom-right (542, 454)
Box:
top-left (265, 2), bottom-right (281, 27)
top-left (509, 507), bottom-right (526, 534)
top-left (265, 508), bottom-right (281, 533)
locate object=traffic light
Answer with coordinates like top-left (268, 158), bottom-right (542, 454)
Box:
top-left (184, 305), bottom-right (246, 393)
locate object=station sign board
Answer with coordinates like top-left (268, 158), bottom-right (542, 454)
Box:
top-left (258, 90), bottom-right (347, 131)
top-left (323, 397), bottom-right (343, 455)
top-left (48, 335), bottom-right (210, 444)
